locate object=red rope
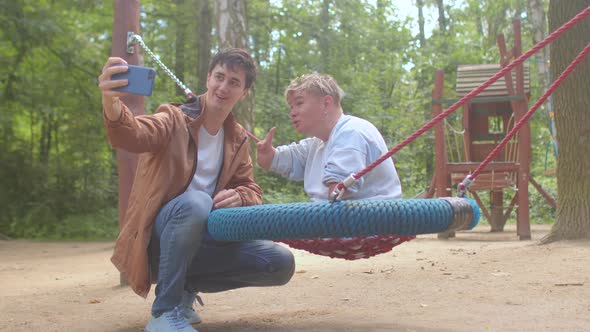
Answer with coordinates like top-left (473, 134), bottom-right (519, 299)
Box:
top-left (467, 42), bottom-right (590, 183)
top-left (338, 5), bottom-right (590, 192)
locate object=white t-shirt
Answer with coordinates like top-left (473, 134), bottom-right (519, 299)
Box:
top-left (270, 115), bottom-right (402, 201)
top-left (186, 126), bottom-right (224, 196)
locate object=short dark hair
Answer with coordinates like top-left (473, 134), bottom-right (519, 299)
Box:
top-left (208, 48), bottom-right (258, 89)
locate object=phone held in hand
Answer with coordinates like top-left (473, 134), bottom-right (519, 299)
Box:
top-left (112, 65), bottom-right (156, 96)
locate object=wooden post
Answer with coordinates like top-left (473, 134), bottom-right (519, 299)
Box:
top-left (496, 19), bottom-right (532, 239)
top-left (512, 18), bottom-right (532, 240)
top-left (492, 35), bottom-right (515, 233)
top-left (432, 70), bottom-right (450, 198)
top-left (462, 103), bottom-right (472, 162)
top-left (432, 70), bottom-right (454, 239)
top-left (489, 191), bottom-right (505, 231)
top-left (111, 0), bottom-right (145, 285)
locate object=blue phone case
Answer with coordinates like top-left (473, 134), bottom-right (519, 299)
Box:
top-left (112, 65), bottom-right (156, 96)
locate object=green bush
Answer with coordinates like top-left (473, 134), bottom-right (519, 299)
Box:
top-left (8, 208), bottom-right (119, 240)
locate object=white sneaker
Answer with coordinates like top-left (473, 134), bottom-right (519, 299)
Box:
top-left (179, 291), bottom-right (202, 324)
top-left (144, 307), bottom-right (198, 332)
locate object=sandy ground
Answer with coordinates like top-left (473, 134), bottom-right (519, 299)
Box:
top-left (1, 224), bottom-right (589, 332)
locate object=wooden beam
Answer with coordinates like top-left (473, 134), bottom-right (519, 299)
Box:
top-left (469, 191), bottom-right (492, 223)
top-left (512, 18), bottom-right (531, 240)
top-left (502, 193), bottom-right (518, 225)
top-left (432, 70), bottom-right (451, 198)
top-left (112, 0), bottom-right (145, 286)
top-left (529, 176), bottom-right (557, 209)
top-left (432, 70), bottom-right (455, 239)
top-left (446, 162), bottom-right (519, 173)
top-left (431, 96), bottom-right (525, 105)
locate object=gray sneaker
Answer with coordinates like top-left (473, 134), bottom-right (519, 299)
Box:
top-left (179, 291), bottom-right (202, 324)
top-left (144, 307), bottom-right (198, 332)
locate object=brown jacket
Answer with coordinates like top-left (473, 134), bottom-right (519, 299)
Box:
top-left (104, 95), bottom-right (262, 297)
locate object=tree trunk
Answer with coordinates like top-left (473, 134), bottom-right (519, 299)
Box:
top-left (214, 0), bottom-right (256, 158)
top-left (527, 0), bottom-right (549, 90)
top-left (475, 9), bottom-right (483, 38)
top-left (274, 46), bottom-right (281, 95)
top-left (197, 0), bottom-right (212, 95)
top-left (39, 110), bottom-right (52, 168)
top-left (319, 0), bottom-right (331, 72)
top-left (174, 0), bottom-right (187, 97)
top-left (214, 0), bottom-right (249, 49)
top-left (542, 0), bottom-right (590, 243)
top-left (417, 0), bottom-right (426, 48)
top-left (436, 0), bottom-right (447, 35)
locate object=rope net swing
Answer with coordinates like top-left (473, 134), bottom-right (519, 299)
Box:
top-left (126, 5), bottom-right (589, 260)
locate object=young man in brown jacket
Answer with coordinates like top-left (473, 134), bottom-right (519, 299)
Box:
top-left (98, 49), bottom-right (294, 332)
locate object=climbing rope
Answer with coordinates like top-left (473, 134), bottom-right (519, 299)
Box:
top-left (332, 5), bottom-right (590, 197)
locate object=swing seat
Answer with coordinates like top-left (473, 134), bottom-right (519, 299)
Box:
top-left (208, 198), bottom-right (479, 241)
top-left (207, 198), bottom-right (479, 260)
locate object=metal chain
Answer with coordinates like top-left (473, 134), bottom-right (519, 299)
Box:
top-left (130, 33), bottom-right (194, 97)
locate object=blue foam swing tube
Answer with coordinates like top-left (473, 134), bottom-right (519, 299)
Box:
top-left (208, 197), bottom-right (480, 242)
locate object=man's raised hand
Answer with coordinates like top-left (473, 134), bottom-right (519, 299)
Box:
top-left (256, 127), bottom-right (277, 170)
top-left (98, 57), bottom-right (131, 121)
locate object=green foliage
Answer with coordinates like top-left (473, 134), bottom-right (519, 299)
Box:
top-left (9, 207), bottom-right (119, 240)
top-left (0, 0), bottom-right (117, 238)
top-left (256, 169), bottom-right (308, 205)
top-left (0, 0), bottom-right (556, 239)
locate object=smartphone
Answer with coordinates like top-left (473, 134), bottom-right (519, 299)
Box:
top-left (111, 65), bottom-right (156, 96)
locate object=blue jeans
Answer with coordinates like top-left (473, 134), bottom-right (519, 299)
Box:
top-left (149, 190), bottom-right (295, 316)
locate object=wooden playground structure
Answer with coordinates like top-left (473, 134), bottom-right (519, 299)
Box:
top-left (426, 19), bottom-right (556, 240)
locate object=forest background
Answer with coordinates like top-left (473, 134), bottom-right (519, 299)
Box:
top-left (0, 0), bottom-right (558, 239)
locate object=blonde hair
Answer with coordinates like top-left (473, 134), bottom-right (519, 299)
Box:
top-left (284, 73), bottom-right (345, 105)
